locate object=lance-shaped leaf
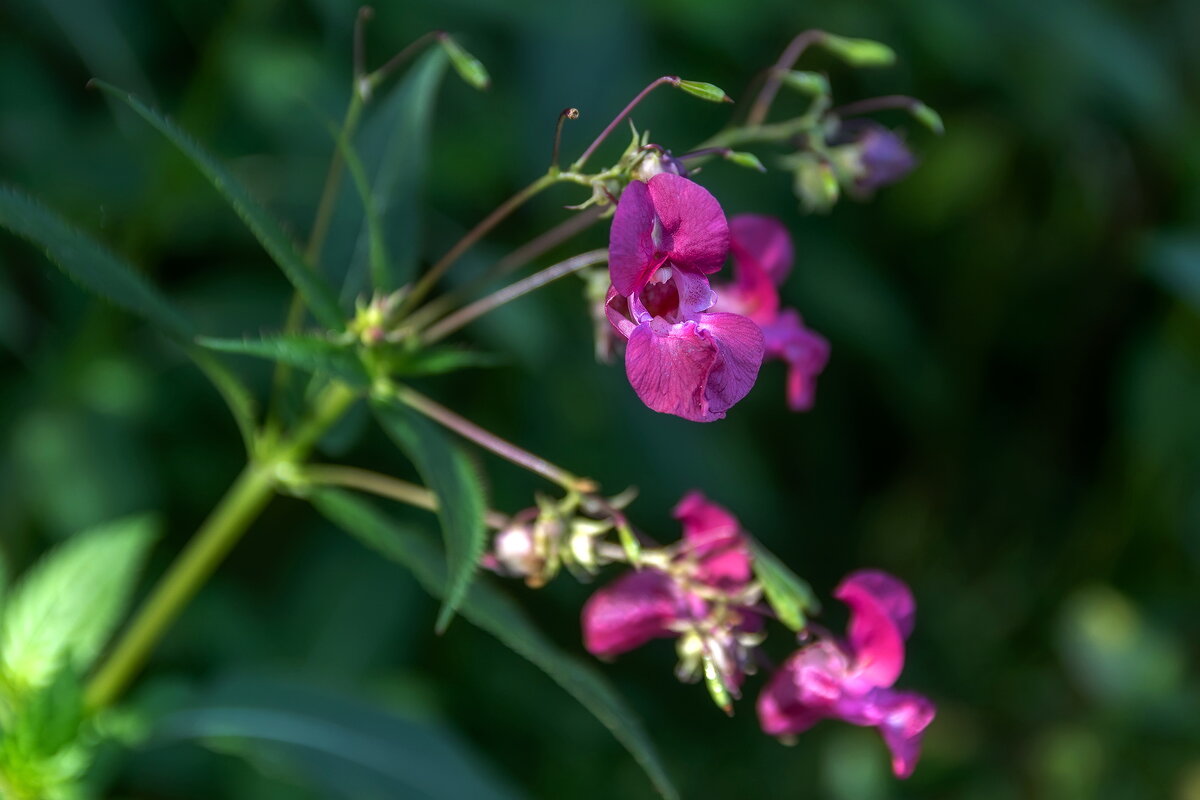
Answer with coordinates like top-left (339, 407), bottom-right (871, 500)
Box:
top-left (0, 186), bottom-right (194, 340)
top-left (334, 50), bottom-right (450, 297)
top-left (748, 537), bottom-right (820, 632)
top-left (311, 489), bottom-right (679, 800)
top-left (0, 515), bottom-right (158, 695)
top-left (198, 334), bottom-right (369, 386)
top-left (371, 398), bottom-right (486, 632)
top-left (385, 346), bottom-right (502, 377)
top-left (92, 81), bottom-right (345, 331)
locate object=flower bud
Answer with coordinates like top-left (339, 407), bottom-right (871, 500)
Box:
top-left (819, 34), bottom-right (896, 68)
top-left (493, 523), bottom-right (542, 578)
top-left (792, 157), bottom-right (839, 213)
top-left (438, 35), bottom-right (490, 90)
top-left (631, 148), bottom-right (687, 182)
top-left (844, 125), bottom-right (916, 194)
top-left (673, 79), bottom-right (733, 103)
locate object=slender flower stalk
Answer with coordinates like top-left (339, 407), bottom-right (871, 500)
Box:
top-left (744, 30), bottom-right (826, 126)
top-left (397, 172), bottom-right (560, 317)
top-left (392, 385), bottom-right (595, 492)
top-left (571, 76), bottom-right (680, 170)
top-left (830, 94), bottom-right (925, 118)
top-left (302, 464), bottom-right (510, 528)
top-left (422, 249), bottom-right (607, 344)
top-left (401, 207), bottom-right (604, 333)
top-left (362, 30), bottom-right (443, 94)
top-left (551, 107), bottom-right (581, 170)
top-left (86, 382), bottom-right (359, 710)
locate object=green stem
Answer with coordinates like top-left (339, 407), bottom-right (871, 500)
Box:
top-left (302, 464), bottom-right (510, 529)
top-left (85, 382), bottom-right (358, 710)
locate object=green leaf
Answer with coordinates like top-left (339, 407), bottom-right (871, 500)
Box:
top-left (371, 399), bottom-right (487, 632)
top-left (311, 489), bottom-right (679, 800)
top-left (748, 537), bottom-right (820, 632)
top-left (674, 79), bottom-right (732, 103)
top-left (337, 50), bottom-right (450, 296)
top-left (1, 515), bottom-right (158, 695)
top-left (197, 334), bottom-right (368, 386)
top-left (386, 346), bottom-right (502, 377)
top-left (186, 347), bottom-right (259, 455)
top-left (152, 674), bottom-right (519, 800)
top-left (91, 81), bottom-right (345, 331)
top-left (438, 35), bottom-right (490, 90)
top-left (0, 186), bottom-right (194, 340)
top-left (819, 34), bottom-right (896, 67)
top-left (323, 115), bottom-right (390, 293)
top-left (0, 665), bottom-right (90, 800)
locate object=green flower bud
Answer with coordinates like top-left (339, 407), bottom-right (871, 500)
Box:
top-left (820, 34), bottom-right (896, 68)
top-left (910, 101), bottom-right (945, 135)
top-left (439, 35), bottom-right (490, 90)
top-left (724, 150), bottom-right (767, 173)
top-left (781, 70), bottom-right (830, 97)
top-left (674, 79), bottom-right (733, 103)
top-left (793, 158), bottom-right (840, 213)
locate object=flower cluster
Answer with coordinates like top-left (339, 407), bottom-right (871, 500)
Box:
top-left (604, 174), bottom-right (828, 421)
top-left (483, 491), bottom-right (936, 777)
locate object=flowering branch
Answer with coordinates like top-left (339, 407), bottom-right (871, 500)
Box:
top-left (744, 29), bottom-right (826, 126)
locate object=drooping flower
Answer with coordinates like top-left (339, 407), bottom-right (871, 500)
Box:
top-left (607, 174), bottom-right (765, 422)
top-left (833, 121), bottom-right (916, 195)
top-left (581, 491), bottom-right (761, 693)
top-left (711, 215), bottom-right (830, 411)
top-left (756, 569), bottom-right (936, 778)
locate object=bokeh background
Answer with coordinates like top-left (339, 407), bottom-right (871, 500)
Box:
top-left (2, 0), bottom-right (1199, 797)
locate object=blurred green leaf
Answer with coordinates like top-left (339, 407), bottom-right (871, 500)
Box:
top-left (1144, 232), bottom-right (1200, 312)
top-left (387, 346), bottom-right (502, 377)
top-left (92, 81), bottom-right (345, 331)
top-left (197, 335), bottom-right (368, 386)
top-left (371, 399), bottom-right (487, 632)
top-left (150, 674), bottom-right (518, 800)
top-left (1, 515), bottom-right (157, 696)
top-left (0, 665), bottom-right (89, 800)
top-left (324, 116), bottom-right (390, 293)
top-left (339, 50), bottom-right (449, 296)
top-left (0, 186), bottom-right (194, 340)
top-left (311, 489), bottom-right (679, 800)
top-left (749, 537), bottom-right (820, 631)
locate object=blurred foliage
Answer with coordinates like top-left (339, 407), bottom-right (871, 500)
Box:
top-left (1, 0), bottom-right (1198, 797)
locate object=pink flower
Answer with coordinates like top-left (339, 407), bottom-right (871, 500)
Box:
top-left (607, 174), bottom-right (764, 422)
top-left (756, 570), bottom-right (935, 779)
top-left (712, 215), bottom-right (830, 411)
top-left (582, 492), bottom-right (760, 692)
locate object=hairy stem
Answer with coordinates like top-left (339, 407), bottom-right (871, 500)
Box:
top-left (85, 382), bottom-right (359, 710)
top-left (303, 464), bottom-right (509, 528)
top-left (398, 172), bottom-right (560, 316)
top-left (393, 385), bottom-right (594, 492)
top-left (421, 249), bottom-right (607, 344)
top-left (744, 30), bottom-right (825, 127)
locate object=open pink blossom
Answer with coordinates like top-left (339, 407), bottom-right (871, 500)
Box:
top-left (757, 569), bottom-right (935, 778)
top-left (607, 175), bottom-right (763, 422)
top-left (582, 492), bottom-right (759, 691)
top-left (712, 215), bottom-right (830, 411)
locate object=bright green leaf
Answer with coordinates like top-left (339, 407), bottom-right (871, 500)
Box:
top-left (1, 515), bottom-right (158, 695)
top-left (819, 34), bottom-right (896, 67)
top-left (749, 537), bottom-right (820, 631)
top-left (311, 489), bottom-right (679, 800)
top-left (197, 334), bottom-right (368, 386)
top-left (372, 399), bottom-right (487, 633)
top-left (0, 186), bottom-right (194, 340)
top-left (91, 81), bottom-right (346, 331)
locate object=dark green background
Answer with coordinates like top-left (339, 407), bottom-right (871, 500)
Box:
top-left (2, 0), bottom-right (1198, 797)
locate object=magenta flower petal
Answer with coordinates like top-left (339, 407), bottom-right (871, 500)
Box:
top-left (756, 641), bottom-right (852, 736)
top-left (760, 309), bottom-right (830, 412)
top-left (835, 570), bottom-right (915, 690)
top-left (672, 491), bottom-right (752, 587)
top-left (609, 179), bottom-right (664, 297)
top-left (871, 690), bottom-right (937, 779)
top-left (604, 285), bottom-right (636, 340)
top-left (582, 569), bottom-right (684, 658)
top-left (625, 313), bottom-right (764, 422)
top-left (645, 173), bottom-right (729, 276)
top-left (730, 214), bottom-right (793, 286)
top-left (609, 174), bottom-right (729, 297)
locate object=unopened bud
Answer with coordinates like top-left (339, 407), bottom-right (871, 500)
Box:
top-left (793, 158), bottom-right (839, 213)
top-left (910, 101), bottom-right (945, 135)
top-left (674, 79), bottom-right (733, 104)
top-left (781, 70), bottom-right (830, 97)
top-left (724, 150), bottom-right (766, 173)
top-left (819, 34), bottom-right (896, 68)
top-left (439, 35), bottom-right (490, 90)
